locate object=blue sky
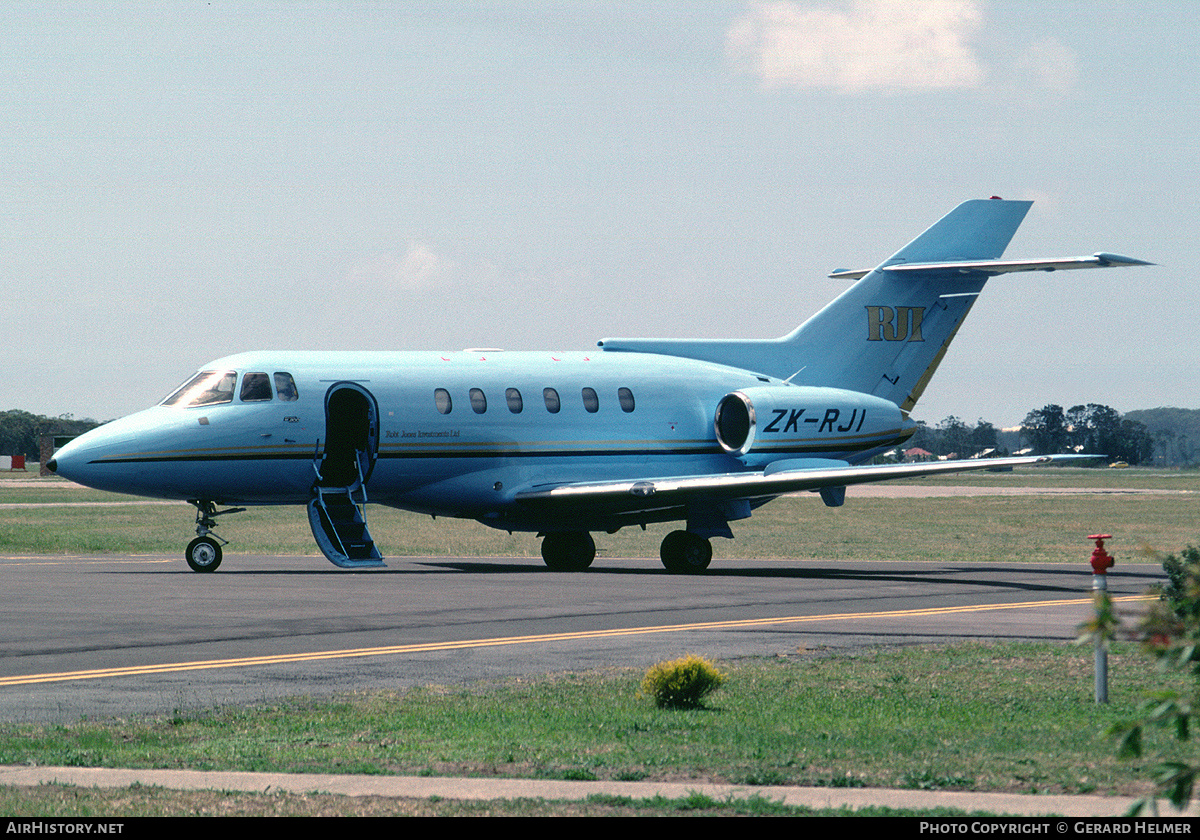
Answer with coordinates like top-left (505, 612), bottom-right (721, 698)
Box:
top-left (2, 1), bottom-right (1194, 427)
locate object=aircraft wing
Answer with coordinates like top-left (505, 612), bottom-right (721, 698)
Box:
top-left (513, 454), bottom-right (1092, 514)
top-left (828, 253), bottom-right (1153, 280)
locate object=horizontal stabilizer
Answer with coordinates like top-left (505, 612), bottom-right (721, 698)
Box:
top-left (830, 252), bottom-right (1153, 280)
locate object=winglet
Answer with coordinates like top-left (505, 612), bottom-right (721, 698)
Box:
top-left (1093, 252), bottom-right (1155, 267)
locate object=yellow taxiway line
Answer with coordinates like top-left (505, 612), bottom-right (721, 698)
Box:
top-left (0, 595), bottom-right (1151, 687)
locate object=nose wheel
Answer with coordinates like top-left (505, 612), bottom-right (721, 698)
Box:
top-left (186, 536), bottom-right (223, 572)
top-left (185, 500), bottom-right (244, 573)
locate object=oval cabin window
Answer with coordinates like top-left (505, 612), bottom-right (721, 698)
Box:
top-left (434, 388), bottom-right (452, 414)
top-left (618, 387), bottom-right (635, 413)
top-left (469, 388), bottom-right (487, 414)
top-left (506, 388), bottom-right (523, 413)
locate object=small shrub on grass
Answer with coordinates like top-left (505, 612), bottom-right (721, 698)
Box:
top-left (641, 655), bottom-right (726, 710)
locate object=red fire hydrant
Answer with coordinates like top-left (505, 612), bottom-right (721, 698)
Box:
top-left (1089, 534), bottom-right (1115, 575)
top-left (1088, 534), bottom-right (1114, 703)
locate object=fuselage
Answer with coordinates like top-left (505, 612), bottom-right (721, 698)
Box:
top-left (50, 349), bottom-right (914, 532)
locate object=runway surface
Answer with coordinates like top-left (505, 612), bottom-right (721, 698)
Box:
top-left (0, 551), bottom-right (1163, 723)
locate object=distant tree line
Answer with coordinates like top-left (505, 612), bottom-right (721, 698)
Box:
top-left (904, 403), bottom-right (1176, 467)
top-left (1020, 404), bottom-right (1154, 465)
top-left (904, 415), bottom-right (1001, 459)
top-left (0, 411), bottom-right (103, 462)
top-left (1125, 407), bottom-right (1200, 468)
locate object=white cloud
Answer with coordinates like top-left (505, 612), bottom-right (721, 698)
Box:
top-left (727, 0), bottom-right (985, 92)
top-left (347, 242), bottom-right (455, 292)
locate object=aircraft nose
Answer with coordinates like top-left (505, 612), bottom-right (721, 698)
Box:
top-left (44, 408), bottom-right (188, 497)
top-left (46, 438), bottom-right (87, 483)
top-left (47, 431), bottom-right (119, 487)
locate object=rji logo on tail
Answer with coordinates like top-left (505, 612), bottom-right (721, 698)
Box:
top-left (865, 306), bottom-right (925, 342)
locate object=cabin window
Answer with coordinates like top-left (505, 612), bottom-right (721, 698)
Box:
top-left (506, 388), bottom-right (523, 413)
top-left (618, 387), bottom-right (635, 413)
top-left (161, 370), bottom-right (237, 408)
top-left (434, 388), bottom-right (452, 414)
top-left (240, 372), bottom-right (272, 402)
top-left (469, 388), bottom-right (487, 414)
top-left (274, 372), bottom-right (299, 402)
top-left (582, 387), bottom-right (599, 413)
top-left (543, 388), bottom-right (560, 413)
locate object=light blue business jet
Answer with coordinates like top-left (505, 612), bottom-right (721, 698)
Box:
top-left (48, 199), bottom-right (1150, 573)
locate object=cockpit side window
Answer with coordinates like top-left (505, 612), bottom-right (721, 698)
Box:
top-left (274, 372), bottom-right (299, 402)
top-left (161, 370), bottom-right (238, 408)
top-left (240, 372), bottom-right (272, 402)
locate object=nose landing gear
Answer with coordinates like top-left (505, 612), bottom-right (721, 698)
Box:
top-left (185, 500), bottom-right (245, 572)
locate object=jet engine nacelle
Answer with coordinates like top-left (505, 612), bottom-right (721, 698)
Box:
top-left (713, 385), bottom-right (908, 456)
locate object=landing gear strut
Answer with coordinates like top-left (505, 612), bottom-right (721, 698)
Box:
top-left (660, 530), bottom-right (713, 574)
top-left (540, 531), bottom-right (595, 571)
top-left (185, 500), bottom-right (245, 573)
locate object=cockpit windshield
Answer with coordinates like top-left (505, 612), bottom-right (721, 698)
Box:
top-left (161, 370), bottom-right (237, 408)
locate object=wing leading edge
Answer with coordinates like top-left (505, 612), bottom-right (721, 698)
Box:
top-left (513, 454), bottom-right (1094, 514)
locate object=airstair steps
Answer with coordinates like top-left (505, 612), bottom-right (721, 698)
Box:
top-left (309, 443), bottom-right (385, 569)
top-left (308, 486), bottom-right (384, 568)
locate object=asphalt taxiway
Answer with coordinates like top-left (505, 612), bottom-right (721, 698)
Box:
top-left (0, 552), bottom-right (1162, 723)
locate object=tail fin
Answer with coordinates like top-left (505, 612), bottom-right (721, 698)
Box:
top-left (883, 197), bottom-right (1032, 263)
top-left (779, 198), bottom-right (1033, 411)
top-left (599, 199), bottom-right (1032, 412)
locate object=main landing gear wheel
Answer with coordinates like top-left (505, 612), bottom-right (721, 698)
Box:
top-left (540, 531), bottom-right (595, 571)
top-left (186, 536), bottom-right (223, 573)
top-left (660, 530), bottom-right (713, 574)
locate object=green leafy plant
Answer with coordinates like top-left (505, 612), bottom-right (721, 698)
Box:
top-left (1104, 544), bottom-right (1200, 815)
top-left (641, 654), bottom-right (726, 710)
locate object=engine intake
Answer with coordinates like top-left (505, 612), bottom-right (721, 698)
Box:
top-left (713, 386), bottom-right (910, 457)
top-left (714, 391), bottom-right (756, 454)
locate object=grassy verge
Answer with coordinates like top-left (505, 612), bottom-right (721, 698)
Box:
top-left (2, 468), bottom-right (1198, 561)
top-left (885, 467), bottom-right (1200, 491)
top-left (0, 784), bottom-right (1001, 817)
top-left (0, 643), bottom-right (1188, 800)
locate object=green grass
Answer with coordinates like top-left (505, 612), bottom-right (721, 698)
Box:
top-left (0, 784), bottom-right (1000, 817)
top-left (734, 493), bottom-right (1200, 563)
top-left (0, 643), bottom-right (1187, 796)
top-left (3, 467), bottom-right (1197, 562)
top-left (890, 466), bottom-right (1200, 491)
